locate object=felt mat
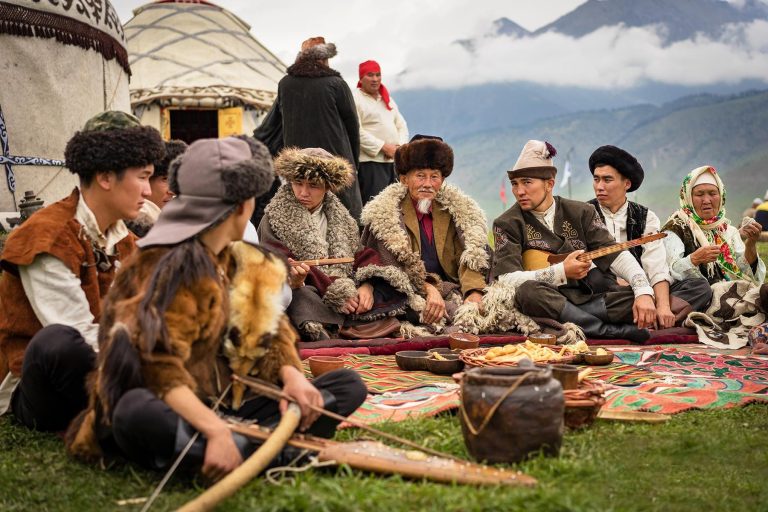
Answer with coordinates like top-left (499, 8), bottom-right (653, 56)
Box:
top-left (339, 384), bottom-right (460, 428)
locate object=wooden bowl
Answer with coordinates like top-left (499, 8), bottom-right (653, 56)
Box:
top-left (448, 332), bottom-right (480, 351)
top-left (395, 350), bottom-right (430, 371)
top-left (426, 353), bottom-right (465, 375)
top-left (308, 356), bottom-right (345, 377)
top-left (428, 347), bottom-right (463, 356)
top-left (528, 333), bottom-right (557, 345)
top-left (583, 351), bottom-right (614, 366)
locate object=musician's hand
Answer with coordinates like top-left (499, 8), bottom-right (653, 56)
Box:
top-left (287, 258), bottom-right (309, 289)
top-left (202, 427), bottom-right (243, 482)
top-left (563, 250), bottom-right (590, 280)
top-left (632, 294), bottom-right (657, 330)
top-left (689, 245), bottom-right (721, 266)
top-left (355, 283), bottom-right (374, 314)
top-left (656, 304), bottom-right (676, 330)
top-left (422, 283), bottom-right (446, 324)
top-left (279, 366), bottom-right (323, 431)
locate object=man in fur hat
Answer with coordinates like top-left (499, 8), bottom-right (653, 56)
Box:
top-left (126, 139), bottom-right (188, 237)
top-left (0, 111), bottom-right (165, 431)
top-left (253, 36), bottom-right (363, 221)
top-left (66, 137), bottom-right (366, 480)
top-left (491, 140), bottom-right (657, 343)
top-left (258, 147), bottom-right (409, 340)
top-left (587, 145), bottom-right (712, 328)
top-left (360, 135), bottom-right (490, 333)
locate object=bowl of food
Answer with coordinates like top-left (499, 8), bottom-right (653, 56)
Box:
top-left (395, 350), bottom-right (430, 371)
top-left (308, 356), bottom-right (345, 377)
top-left (583, 348), bottom-right (614, 366)
top-left (527, 333), bottom-right (557, 345)
top-left (426, 352), bottom-right (465, 375)
top-left (448, 332), bottom-right (480, 351)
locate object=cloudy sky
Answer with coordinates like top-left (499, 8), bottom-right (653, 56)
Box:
top-left (113, 0), bottom-right (768, 90)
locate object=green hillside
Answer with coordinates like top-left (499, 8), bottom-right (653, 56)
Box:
top-left (450, 90), bottom-right (768, 224)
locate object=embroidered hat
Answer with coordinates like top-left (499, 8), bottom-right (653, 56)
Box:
top-left (394, 134), bottom-right (454, 177)
top-left (274, 147), bottom-right (353, 193)
top-left (588, 145), bottom-right (644, 192)
top-left (508, 140), bottom-right (557, 180)
top-left (138, 136), bottom-right (273, 247)
top-left (64, 110), bottom-right (164, 183)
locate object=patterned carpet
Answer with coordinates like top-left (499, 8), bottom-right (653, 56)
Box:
top-left (319, 346), bottom-right (768, 427)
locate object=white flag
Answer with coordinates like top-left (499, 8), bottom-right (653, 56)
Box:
top-left (560, 160), bottom-right (572, 189)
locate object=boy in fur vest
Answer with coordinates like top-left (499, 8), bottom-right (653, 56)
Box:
top-left (360, 135), bottom-right (491, 335)
top-left (0, 111), bottom-right (164, 431)
top-left (258, 147), bottom-right (410, 340)
top-left (66, 137), bottom-right (366, 481)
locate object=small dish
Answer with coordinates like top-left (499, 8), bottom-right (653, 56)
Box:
top-left (528, 333), bottom-right (557, 345)
top-left (428, 347), bottom-right (463, 356)
top-left (308, 356), bottom-right (345, 377)
top-left (395, 350), bottom-right (430, 371)
top-left (583, 351), bottom-right (614, 366)
top-left (426, 353), bottom-right (465, 375)
top-left (448, 332), bottom-right (480, 351)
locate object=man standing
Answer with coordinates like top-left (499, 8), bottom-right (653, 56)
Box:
top-left (255, 36), bottom-right (363, 221)
top-left (491, 140), bottom-right (656, 342)
top-left (587, 145), bottom-right (712, 326)
top-left (361, 135), bottom-right (489, 331)
top-left (354, 60), bottom-right (409, 205)
top-left (0, 111), bottom-right (164, 430)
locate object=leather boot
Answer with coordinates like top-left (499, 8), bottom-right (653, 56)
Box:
top-left (559, 302), bottom-right (650, 344)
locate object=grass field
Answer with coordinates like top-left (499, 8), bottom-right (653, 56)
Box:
top-left (1, 403), bottom-right (766, 512)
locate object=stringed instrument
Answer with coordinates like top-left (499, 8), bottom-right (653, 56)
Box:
top-left (521, 232), bottom-right (666, 271)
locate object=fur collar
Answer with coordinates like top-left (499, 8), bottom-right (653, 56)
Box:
top-left (286, 59), bottom-right (341, 78)
top-left (361, 183), bottom-right (490, 274)
top-left (265, 185), bottom-right (359, 277)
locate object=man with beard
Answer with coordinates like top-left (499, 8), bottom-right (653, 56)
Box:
top-left (491, 140), bottom-right (656, 342)
top-left (360, 135), bottom-right (490, 333)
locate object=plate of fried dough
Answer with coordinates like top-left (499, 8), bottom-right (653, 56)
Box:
top-left (459, 340), bottom-right (585, 368)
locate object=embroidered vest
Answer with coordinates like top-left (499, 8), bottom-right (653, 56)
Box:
top-left (0, 189), bottom-right (136, 376)
top-left (588, 199), bottom-right (648, 263)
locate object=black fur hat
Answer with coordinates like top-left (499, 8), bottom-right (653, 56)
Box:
top-left (589, 145), bottom-right (644, 192)
top-left (153, 140), bottom-right (188, 179)
top-left (395, 135), bottom-right (454, 178)
top-left (64, 111), bottom-right (165, 183)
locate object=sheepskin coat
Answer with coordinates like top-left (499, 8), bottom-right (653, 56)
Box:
top-left (258, 58), bottom-right (362, 221)
top-left (258, 185), bottom-right (413, 327)
top-left (360, 183), bottom-right (490, 310)
top-left (66, 241), bottom-right (301, 462)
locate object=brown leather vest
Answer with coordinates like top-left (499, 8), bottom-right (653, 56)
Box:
top-left (0, 189), bottom-right (135, 376)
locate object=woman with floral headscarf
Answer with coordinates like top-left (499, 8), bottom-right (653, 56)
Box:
top-left (662, 166), bottom-right (765, 285)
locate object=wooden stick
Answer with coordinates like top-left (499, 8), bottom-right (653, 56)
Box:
top-left (232, 375), bottom-right (465, 463)
top-left (291, 257), bottom-right (354, 267)
top-left (597, 410), bottom-right (671, 423)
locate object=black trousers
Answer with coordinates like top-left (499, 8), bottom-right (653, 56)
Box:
top-left (110, 368), bottom-right (367, 470)
top-left (11, 324), bottom-right (95, 432)
top-left (515, 281), bottom-right (636, 323)
top-left (669, 277), bottom-right (713, 312)
top-left (358, 161), bottom-right (397, 206)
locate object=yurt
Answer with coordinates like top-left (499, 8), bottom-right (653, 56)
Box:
top-left (0, 0), bottom-right (130, 212)
top-left (125, 0), bottom-right (286, 143)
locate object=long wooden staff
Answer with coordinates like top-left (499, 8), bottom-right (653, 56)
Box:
top-left (290, 257), bottom-right (354, 267)
top-left (232, 375), bottom-right (465, 463)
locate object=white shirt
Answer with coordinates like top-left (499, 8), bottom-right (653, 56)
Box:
top-left (353, 88), bottom-right (409, 163)
top-left (500, 199), bottom-right (654, 298)
top-left (1, 191), bottom-right (128, 414)
top-left (598, 202), bottom-right (672, 287)
top-left (310, 206), bottom-right (329, 255)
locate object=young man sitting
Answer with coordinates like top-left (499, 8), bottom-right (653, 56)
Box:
top-left (0, 111), bottom-right (164, 431)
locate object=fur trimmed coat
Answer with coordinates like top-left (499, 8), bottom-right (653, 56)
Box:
top-left (258, 185), bottom-right (412, 330)
top-left (66, 241), bottom-right (301, 462)
top-left (360, 183), bottom-right (491, 320)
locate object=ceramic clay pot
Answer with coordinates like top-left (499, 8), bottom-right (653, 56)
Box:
top-left (460, 365), bottom-right (564, 464)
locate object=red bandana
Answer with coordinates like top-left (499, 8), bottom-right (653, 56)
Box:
top-left (357, 60), bottom-right (392, 111)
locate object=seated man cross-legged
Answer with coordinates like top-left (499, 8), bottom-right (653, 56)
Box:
top-left (491, 140), bottom-right (657, 343)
